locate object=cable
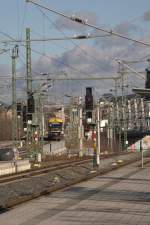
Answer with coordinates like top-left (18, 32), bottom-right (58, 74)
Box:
top-left (27, 0), bottom-right (150, 47)
top-left (0, 24), bottom-right (119, 92)
top-left (116, 60), bottom-right (145, 80)
top-left (0, 75), bottom-right (120, 80)
top-left (17, 0), bottom-right (20, 39)
top-left (29, 46), bottom-right (94, 77)
top-left (36, 6), bottom-right (112, 73)
top-left (29, 46), bottom-right (122, 85)
top-left (0, 11), bottom-right (114, 82)
top-left (139, 53), bottom-right (150, 61)
top-left (0, 30), bottom-right (17, 42)
top-left (0, 29), bottom-right (93, 79)
top-left (0, 28), bottom-right (144, 89)
top-left (27, 0), bottom-right (150, 92)
top-left (20, 1), bottom-right (28, 40)
top-left (30, 28), bottom-right (73, 54)
top-left (18, 48), bottom-right (42, 76)
top-left (42, 10), bottom-right (46, 55)
top-left (0, 33), bottom-right (111, 44)
top-left (0, 48), bottom-right (10, 55)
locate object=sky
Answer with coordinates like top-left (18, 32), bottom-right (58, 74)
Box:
top-left (0, 0), bottom-right (150, 103)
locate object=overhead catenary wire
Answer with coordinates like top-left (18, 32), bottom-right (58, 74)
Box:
top-left (29, 46), bottom-right (97, 77)
top-left (0, 28), bottom-right (145, 87)
top-left (27, 0), bottom-right (150, 47)
top-left (0, 3), bottom-right (146, 100)
top-left (27, 2), bottom-right (150, 77)
top-left (116, 59), bottom-right (145, 80)
top-left (0, 48), bottom-right (10, 55)
top-left (0, 75), bottom-right (120, 80)
top-left (20, 1), bottom-right (28, 40)
top-left (42, 9), bottom-right (46, 55)
top-left (18, 50), bottom-right (41, 76)
top-left (35, 6), bottom-right (112, 74)
top-left (0, 28), bottom-right (101, 78)
top-left (0, 29), bottom-right (52, 82)
top-left (34, 2), bottom-right (150, 70)
top-left (31, 45), bottom-right (145, 79)
top-left (0, 29), bottom-right (113, 81)
top-left (17, 0), bottom-right (20, 39)
top-left (0, 13), bottom-right (145, 84)
top-left (0, 29), bottom-right (93, 78)
top-left (27, 0), bottom-right (150, 96)
top-left (0, 34), bottom-right (111, 44)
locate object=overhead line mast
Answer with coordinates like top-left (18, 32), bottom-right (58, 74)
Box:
top-left (26, 28), bottom-right (32, 94)
top-left (12, 45), bottom-right (19, 144)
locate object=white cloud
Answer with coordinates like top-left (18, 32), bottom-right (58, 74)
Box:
top-left (1, 18), bottom-right (149, 104)
top-left (143, 10), bottom-right (150, 21)
top-left (94, 22), bottom-right (140, 49)
top-left (32, 32), bottom-right (150, 99)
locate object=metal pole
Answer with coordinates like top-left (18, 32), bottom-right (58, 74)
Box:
top-left (96, 101), bottom-right (100, 166)
top-left (78, 97), bottom-right (83, 157)
top-left (26, 28), bottom-right (32, 93)
top-left (121, 68), bottom-right (124, 151)
top-left (26, 28), bottom-right (33, 156)
top-left (119, 62), bottom-right (128, 151)
top-left (113, 79), bottom-right (118, 144)
top-left (40, 95), bottom-right (44, 154)
top-left (112, 101), bottom-right (116, 147)
top-left (12, 45), bottom-right (18, 147)
top-left (34, 91), bottom-right (43, 159)
top-left (109, 103), bottom-right (113, 151)
top-left (107, 102), bottom-right (113, 151)
top-left (61, 106), bottom-right (65, 135)
top-left (17, 115), bottom-right (21, 142)
top-left (122, 71), bottom-right (128, 151)
top-left (107, 103), bottom-right (110, 148)
top-left (142, 148), bottom-right (144, 168)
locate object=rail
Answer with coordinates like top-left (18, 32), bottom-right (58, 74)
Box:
top-left (0, 151), bottom-right (150, 209)
top-left (0, 151), bottom-right (134, 184)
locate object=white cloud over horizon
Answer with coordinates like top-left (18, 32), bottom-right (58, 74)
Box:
top-left (1, 8), bottom-right (150, 104)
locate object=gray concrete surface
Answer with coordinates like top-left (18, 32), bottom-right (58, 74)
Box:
top-left (0, 159), bottom-right (150, 225)
top-left (0, 151), bottom-right (145, 207)
top-left (43, 140), bottom-right (66, 155)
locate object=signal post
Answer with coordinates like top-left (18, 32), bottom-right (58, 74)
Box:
top-left (96, 101), bottom-right (101, 167)
top-left (78, 97), bottom-right (83, 158)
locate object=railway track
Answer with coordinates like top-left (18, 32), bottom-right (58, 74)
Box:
top-left (0, 158), bottom-right (92, 184)
top-left (0, 151), bottom-right (149, 209)
top-left (0, 152), bottom-right (132, 185)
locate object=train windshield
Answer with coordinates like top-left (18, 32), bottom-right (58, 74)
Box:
top-left (49, 123), bottom-right (62, 131)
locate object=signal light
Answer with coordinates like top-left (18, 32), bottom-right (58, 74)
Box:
top-left (85, 87), bottom-right (93, 110)
top-left (27, 92), bottom-right (35, 113)
top-left (145, 68), bottom-right (150, 89)
top-left (22, 105), bottom-right (27, 128)
top-left (17, 102), bottom-right (22, 116)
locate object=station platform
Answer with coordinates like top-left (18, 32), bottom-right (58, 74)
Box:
top-left (0, 159), bottom-right (150, 225)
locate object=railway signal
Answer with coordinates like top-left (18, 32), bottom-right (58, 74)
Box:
top-left (27, 92), bottom-right (35, 114)
top-left (22, 105), bottom-right (27, 129)
top-left (145, 67), bottom-right (150, 89)
top-left (85, 87), bottom-right (93, 110)
top-left (78, 97), bottom-right (83, 158)
top-left (17, 102), bottom-right (22, 116)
